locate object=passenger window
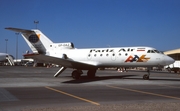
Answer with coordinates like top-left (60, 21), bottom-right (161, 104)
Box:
top-left (106, 54), bottom-right (109, 56)
top-left (100, 54), bottom-right (103, 56)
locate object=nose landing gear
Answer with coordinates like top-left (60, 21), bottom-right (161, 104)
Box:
top-left (143, 74), bottom-right (149, 80)
top-left (143, 69), bottom-right (150, 80)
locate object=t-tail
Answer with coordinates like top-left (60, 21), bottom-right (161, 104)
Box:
top-left (5, 27), bottom-right (53, 54)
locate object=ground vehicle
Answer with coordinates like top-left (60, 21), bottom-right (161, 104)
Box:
top-left (166, 61), bottom-right (180, 73)
top-left (25, 62), bottom-right (34, 66)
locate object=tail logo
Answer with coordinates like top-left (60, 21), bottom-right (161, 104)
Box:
top-left (29, 34), bottom-right (40, 43)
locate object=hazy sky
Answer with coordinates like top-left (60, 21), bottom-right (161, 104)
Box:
top-left (0, 0), bottom-right (180, 58)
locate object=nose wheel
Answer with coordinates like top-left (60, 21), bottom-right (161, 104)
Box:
top-left (143, 68), bottom-right (150, 80)
top-left (143, 74), bottom-right (149, 80)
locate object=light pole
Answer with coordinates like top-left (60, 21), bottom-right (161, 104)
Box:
top-left (34, 20), bottom-right (39, 29)
top-left (5, 39), bottom-right (8, 53)
top-left (15, 32), bottom-right (19, 62)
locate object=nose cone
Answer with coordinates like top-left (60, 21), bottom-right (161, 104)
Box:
top-left (165, 56), bottom-right (175, 65)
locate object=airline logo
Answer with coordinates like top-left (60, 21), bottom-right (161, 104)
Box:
top-left (29, 34), bottom-right (40, 43)
top-left (125, 55), bottom-right (150, 62)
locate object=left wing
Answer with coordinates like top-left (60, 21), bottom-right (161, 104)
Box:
top-left (24, 53), bottom-right (97, 70)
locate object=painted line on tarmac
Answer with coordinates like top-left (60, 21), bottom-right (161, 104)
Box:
top-left (106, 85), bottom-right (180, 100)
top-left (45, 86), bottom-right (100, 106)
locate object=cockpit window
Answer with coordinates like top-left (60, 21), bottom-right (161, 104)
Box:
top-left (152, 50), bottom-right (155, 53)
top-left (154, 50), bottom-right (160, 53)
top-left (147, 50), bottom-right (161, 53)
top-left (147, 50), bottom-right (154, 53)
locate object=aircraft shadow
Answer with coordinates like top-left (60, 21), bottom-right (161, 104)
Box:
top-left (147, 78), bottom-right (180, 81)
top-left (117, 77), bottom-right (180, 82)
top-left (62, 74), bottom-right (180, 84)
top-left (62, 75), bottom-right (136, 84)
top-left (128, 70), bottom-right (171, 74)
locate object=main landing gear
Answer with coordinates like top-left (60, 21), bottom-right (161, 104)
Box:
top-left (71, 69), bottom-right (97, 80)
top-left (71, 70), bottom-right (83, 80)
top-left (143, 68), bottom-right (150, 80)
top-left (87, 70), bottom-right (96, 79)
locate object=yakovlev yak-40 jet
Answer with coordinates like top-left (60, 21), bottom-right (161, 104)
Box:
top-left (5, 27), bottom-right (174, 80)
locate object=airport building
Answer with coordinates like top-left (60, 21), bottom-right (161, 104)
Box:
top-left (164, 48), bottom-right (180, 72)
top-left (164, 48), bottom-right (180, 60)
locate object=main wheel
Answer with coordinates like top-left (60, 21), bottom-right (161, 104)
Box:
top-left (72, 70), bottom-right (81, 80)
top-left (87, 70), bottom-right (96, 78)
top-left (143, 74), bottom-right (149, 80)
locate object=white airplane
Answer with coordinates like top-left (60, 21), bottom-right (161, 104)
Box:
top-left (0, 53), bottom-right (15, 66)
top-left (0, 53), bottom-right (9, 61)
top-left (5, 27), bottom-right (175, 80)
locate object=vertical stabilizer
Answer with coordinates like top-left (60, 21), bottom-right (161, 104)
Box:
top-left (5, 27), bottom-right (53, 54)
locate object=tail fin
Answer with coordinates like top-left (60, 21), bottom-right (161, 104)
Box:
top-left (5, 27), bottom-right (53, 54)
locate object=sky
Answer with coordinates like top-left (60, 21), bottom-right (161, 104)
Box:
top-left (0, 0), bottom-right (180, 59)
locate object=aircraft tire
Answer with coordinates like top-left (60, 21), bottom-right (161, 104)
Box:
top-left (72, 70), bottom-right (81, 80)
top-left (87, 70), bottom-right (96, 78)
top-left (143, 74), bottom-right (149, 80)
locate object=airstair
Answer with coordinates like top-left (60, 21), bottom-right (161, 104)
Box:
top-left (6, 55), bottom-right (15, 66)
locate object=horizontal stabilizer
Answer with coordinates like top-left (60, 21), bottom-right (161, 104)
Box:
top-left (5, 27), bottom-right (34, 33)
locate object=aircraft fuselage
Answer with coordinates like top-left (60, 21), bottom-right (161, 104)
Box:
top-left (48, 47), bottom-right (172, 68)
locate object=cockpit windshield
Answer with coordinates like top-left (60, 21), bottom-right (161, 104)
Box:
top-left (147, 50), bottom-right (162, 54)
top-left (154, 50), bottom-right (160, 53)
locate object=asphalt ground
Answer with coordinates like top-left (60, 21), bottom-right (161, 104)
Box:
top-left (0, 66), bottom-right (180, 111)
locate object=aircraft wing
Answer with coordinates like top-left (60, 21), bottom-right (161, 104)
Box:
top-left (24, 54), bottom-right (97, 69)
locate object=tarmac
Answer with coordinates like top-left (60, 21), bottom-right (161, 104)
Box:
top-left (0, 66), bottom-right (180, 111)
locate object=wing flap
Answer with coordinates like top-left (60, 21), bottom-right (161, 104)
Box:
top-left (24, 54), bottom-right (97, 69)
